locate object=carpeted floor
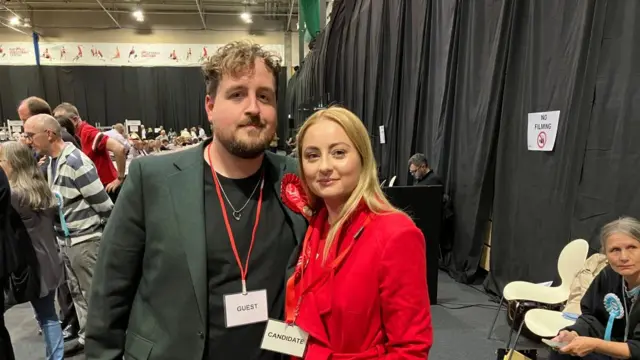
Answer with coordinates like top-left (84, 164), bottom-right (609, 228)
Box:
top-left (431, 271), bottom-right (550, 360)
top-left (5, 270), bottom-right (551, 359)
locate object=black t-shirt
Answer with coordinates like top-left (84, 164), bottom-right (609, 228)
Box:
top-left (204, 158), bottom-right (296, 360)
top-left (416, 170), bottom-right (443, 186)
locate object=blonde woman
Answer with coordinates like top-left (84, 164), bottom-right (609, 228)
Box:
top-left (0, 141), bottom-right (64, 360)
top-left (282, 107), bottom-right (432, 359)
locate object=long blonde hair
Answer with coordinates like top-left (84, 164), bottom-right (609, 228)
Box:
top-left (296, 106), bottom-right (402, 261)
top-left (0, 141), bottom-right (56, 210)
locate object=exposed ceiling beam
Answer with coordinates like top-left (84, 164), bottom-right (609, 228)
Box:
top-left (0, 8), bottom-right (294, 16)
top-left (195, 0), bottom-right (206, 28)
top-left (285, 0), bottom-right (293, 31)
top-left (0, 19), bottom-right (29, 34)
top-left (95, 0), bottom-right (121, 28)
top-left (7, 1), bottom-right (272, 8)
top-left (1, 4), bottom-right (24, 20)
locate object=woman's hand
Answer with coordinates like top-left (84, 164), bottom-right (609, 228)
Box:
top-left (551, 330), bottom-right (578, 344)
top-left (559, 336), bottom-right (599, 357)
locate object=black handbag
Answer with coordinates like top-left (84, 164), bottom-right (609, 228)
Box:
top-left (3, 207), bottom-right (41, 308)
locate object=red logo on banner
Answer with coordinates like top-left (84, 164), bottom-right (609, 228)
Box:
top-left (141, 51), bottom-right (160, 58)
top-left (8, 47), bottom-right (28, 57)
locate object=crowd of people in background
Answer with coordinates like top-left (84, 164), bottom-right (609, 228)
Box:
top-left (0, 95), bottom-right (217, 358)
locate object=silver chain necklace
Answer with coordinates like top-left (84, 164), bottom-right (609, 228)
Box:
top-left (218, 174), bottom-right (263, 220)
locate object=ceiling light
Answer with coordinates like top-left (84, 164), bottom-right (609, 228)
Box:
top-left (240, 12), bottom-right (251, 21)
top-left (132, 9), bottom-right (143, 17)
top-left (245, 17), bottom-right (253, 24)
top-left (9, 16), bottom-right (20, 26)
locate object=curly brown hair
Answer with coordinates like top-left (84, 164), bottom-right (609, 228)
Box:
top-left (202, 41), bottom-right (282, 96)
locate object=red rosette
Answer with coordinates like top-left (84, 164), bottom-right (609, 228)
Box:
top-left (281, 173), bottom-right (313, 219)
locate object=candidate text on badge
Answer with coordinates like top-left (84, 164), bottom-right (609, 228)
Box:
top-left (268, 332), bottom-right (307, 345)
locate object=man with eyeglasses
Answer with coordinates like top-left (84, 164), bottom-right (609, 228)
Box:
top-left (408, 153), bottom-right (442, 186)
top-left (17, 96), bottom-right (83, 349)
top-left (24, 114), bottom-right (113, 356)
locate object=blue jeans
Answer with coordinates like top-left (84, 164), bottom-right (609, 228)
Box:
top-left (31, 291), bottom-right (63, 360)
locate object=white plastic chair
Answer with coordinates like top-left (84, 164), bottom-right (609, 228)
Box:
top-left (487, 239), bottom-right (589, 358)
top-left (388, 176), bottom-right (397, 187)
top-left (524, 309), bottom-right (576, 338)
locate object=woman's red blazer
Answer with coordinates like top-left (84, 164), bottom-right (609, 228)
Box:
top-left (286, 206), bottom-right (433, 359)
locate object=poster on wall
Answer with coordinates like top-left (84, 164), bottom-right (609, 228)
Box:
top-left (0, 42), bottom-right (37, 65)
top-left (527, 110), bottom-right (560, 151)
top-left (36, 42), bottom-right (286, 67)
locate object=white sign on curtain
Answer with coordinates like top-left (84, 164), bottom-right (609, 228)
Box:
top-left (527, 111), bottom-right (560, 151)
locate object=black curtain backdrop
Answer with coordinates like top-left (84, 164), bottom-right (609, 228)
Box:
top-left (288, 0), bottom-right (640, 291)
top-left (569, 3), bottom-right (640, 251)
top-left (0, 66), bottom-right (289, 139)
top-left (429, 1), bottom-right (514, 282)
top-left (487, 0), bottom-right (607, 291)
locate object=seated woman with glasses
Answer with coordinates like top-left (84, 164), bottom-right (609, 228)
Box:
top-left (280, 106), bottom-right (432, 359)
top-left (550, 217), bottom-right (640, 360)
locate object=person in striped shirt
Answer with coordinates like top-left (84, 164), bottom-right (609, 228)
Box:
top-left (23, 113), bottom-right (113, 353)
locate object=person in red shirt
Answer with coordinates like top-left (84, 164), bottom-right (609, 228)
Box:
top-left (52, 103), bottom-right (126, 201)
top-left (279, 106), bottom-right (433, 359)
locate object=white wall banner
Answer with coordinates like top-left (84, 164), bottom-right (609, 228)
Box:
top-left (0, 42), bottom-right (285, 67)
top-left (0, 42), bottom-right (37, 65)
top-left (527, 110), bottom-right (560, 151)
top-left (37, 42), bottom-right (286, 67)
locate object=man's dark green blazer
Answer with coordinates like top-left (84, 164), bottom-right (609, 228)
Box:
top-left (85, 142), bottom-right (307, 360)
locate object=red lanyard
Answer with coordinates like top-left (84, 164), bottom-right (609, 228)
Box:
top-left (289, 215), bottom-right (371, 323)
top-left (207, 144), bottom-right (264, 295)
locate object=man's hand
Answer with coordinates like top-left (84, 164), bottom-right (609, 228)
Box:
top-left (38, 156), bottom-right (47, 166)
top-left (105, 178), bottom-right (122, 193)
top-left (559, 336), bottom-right (598, 357)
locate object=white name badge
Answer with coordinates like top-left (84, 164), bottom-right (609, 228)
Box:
top-left (260, 319), bottom-right (309, 358)
top-left (223, 289), bottom-right (269, 328)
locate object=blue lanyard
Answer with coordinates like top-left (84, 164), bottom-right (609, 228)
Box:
top-left (53, 192), bottom-right (70, 238)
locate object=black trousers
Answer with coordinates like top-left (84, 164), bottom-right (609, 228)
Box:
top-left (0, 293), bottom-right (15, 360)
top-left (549, 352), bottom-right (613, 360)
top-left (56, 279), bottom-right (79, 332)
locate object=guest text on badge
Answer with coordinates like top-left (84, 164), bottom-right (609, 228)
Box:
top-left (223, 289), bottom-right (269, 328)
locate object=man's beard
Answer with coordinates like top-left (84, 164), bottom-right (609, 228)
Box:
top-left (217, 129), bottom-right (271, 159)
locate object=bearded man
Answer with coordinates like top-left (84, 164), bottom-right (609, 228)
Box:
top-left (84, 41), bottom-right (307, 360)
